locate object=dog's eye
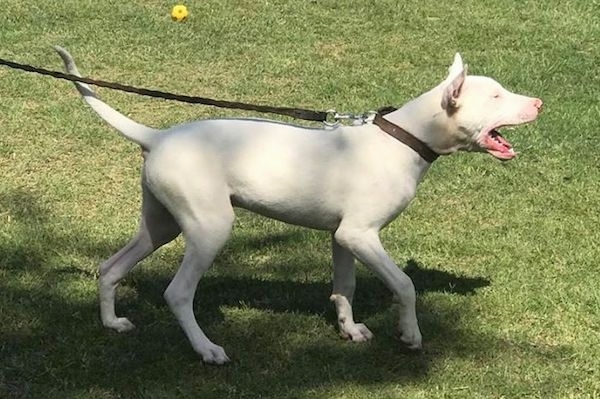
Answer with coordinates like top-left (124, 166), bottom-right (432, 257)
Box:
top-left (493, 94), bottom-right (501, 99)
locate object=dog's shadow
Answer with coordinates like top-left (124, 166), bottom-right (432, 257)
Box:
top-left (118, 253), bottom-right (494, 381)
top-left (126, 225), bottom-right (491, 325)
top-left (114, 226), bottom-right (492, 359)
top-left (136, 259), bottom-right (490, 319)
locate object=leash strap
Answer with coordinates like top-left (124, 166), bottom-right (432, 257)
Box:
top-left (373, 108), bottom-right (440, 163)
top-left (0, 56), bottom-right (440, 161)
top-left (0, 57), bottom-right (329, 122)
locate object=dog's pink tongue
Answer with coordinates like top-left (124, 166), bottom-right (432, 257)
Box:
top-left (486, 130), bottom-right (515, 160)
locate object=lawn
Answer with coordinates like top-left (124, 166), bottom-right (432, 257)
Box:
top-left (0, 0), bottom-right (599, 398)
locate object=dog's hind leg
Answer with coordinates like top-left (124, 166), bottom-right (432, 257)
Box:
top-left (162, 194), bottom-right (235, 364)
top-left (330, 235), bottom-right (374, 342)
top-left (99, 180), bottom-right (181, 332)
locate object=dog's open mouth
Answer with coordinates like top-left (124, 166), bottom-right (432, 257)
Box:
top-left (482, 127), bottom-right (516, 160)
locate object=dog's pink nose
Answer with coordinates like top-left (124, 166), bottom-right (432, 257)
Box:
top-left (533, 98), bottom-right (543, 110)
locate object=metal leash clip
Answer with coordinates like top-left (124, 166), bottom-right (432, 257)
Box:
top-left (323, 110), bottom-right (378, 128)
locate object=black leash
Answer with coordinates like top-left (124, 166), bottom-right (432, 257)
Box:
top-left (0, 56), bottom-right (440, 162)
top-left (0, 57), bottom-right (329, 122)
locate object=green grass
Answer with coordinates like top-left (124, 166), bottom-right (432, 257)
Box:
top-left (1, 0), bottom-right (599, 397)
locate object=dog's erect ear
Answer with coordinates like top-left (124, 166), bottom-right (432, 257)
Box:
top-left (441, 53), bottom-right (468, 111)
top-left (447, 53), bottom-right (464, 77)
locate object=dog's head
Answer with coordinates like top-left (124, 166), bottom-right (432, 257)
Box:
top-left (427, 53), bottom-right (542, 160)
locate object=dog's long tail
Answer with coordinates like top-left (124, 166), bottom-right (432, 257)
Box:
top-left (53, 46), bottom-right (158, 150)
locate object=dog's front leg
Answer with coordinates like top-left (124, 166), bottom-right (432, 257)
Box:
top-left (330, 235), bottom-right (374, 342)
top-left (334, 226), bottom-right (422, 350)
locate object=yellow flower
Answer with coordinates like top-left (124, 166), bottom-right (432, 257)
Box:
top-left (171, 5), bottom-right (189, 22)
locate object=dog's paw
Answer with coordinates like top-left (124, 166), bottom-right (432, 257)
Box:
top-left (199, 344), bottom-right (230, 365)
top-left (395, 328), bottom-right (422, 352)
top-left (104, 317), bottom-right (136, 332)
top-left (340, 322), bottom-right (374, 343)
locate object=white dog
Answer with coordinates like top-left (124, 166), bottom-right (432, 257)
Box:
top-left (55, 47), bottom-right (542, 364)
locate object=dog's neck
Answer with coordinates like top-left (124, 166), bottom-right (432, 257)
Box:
top-left (373, 112), bottom-right (439, 163)
top-left (382, 85), bottom-right (460, 156)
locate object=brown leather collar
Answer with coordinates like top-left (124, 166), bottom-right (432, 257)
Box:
top-left (373, 108), bottom-right (439, 163)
